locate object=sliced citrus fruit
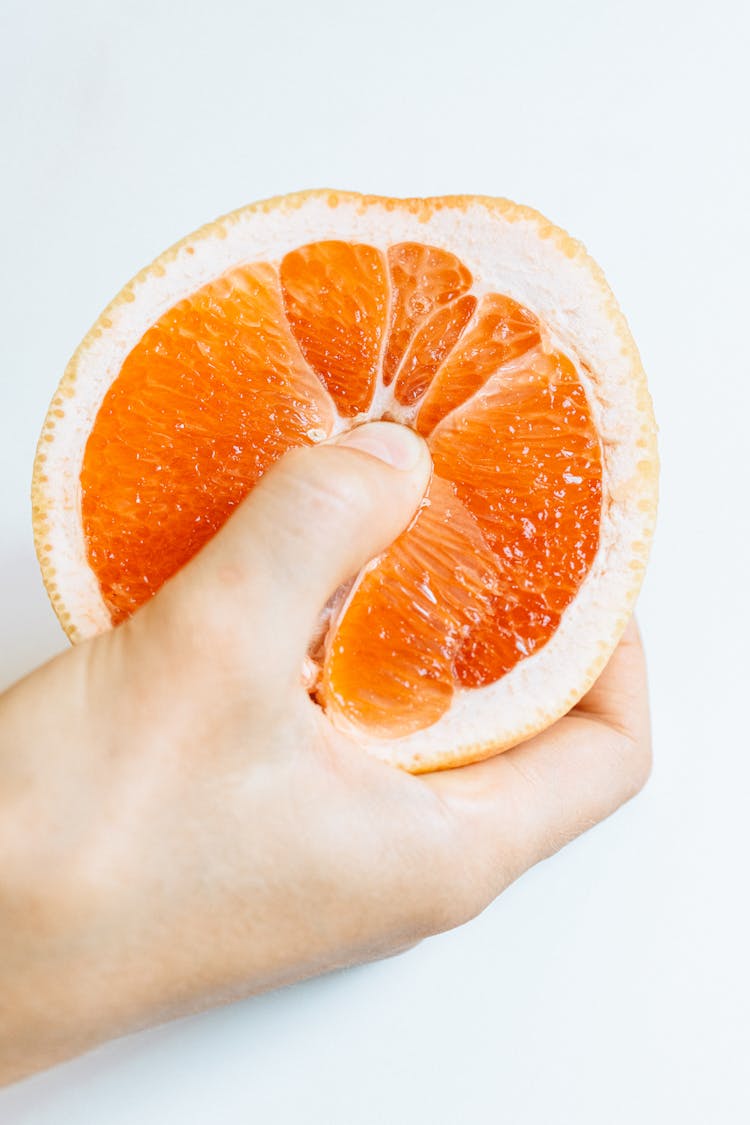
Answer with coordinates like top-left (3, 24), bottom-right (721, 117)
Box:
top-left (32, 191), bottom-right (658, 772)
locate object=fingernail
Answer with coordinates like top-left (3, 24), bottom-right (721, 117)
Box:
top-left (333, 422), bottom-right (424, 471)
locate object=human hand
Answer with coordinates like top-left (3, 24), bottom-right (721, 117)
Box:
top-left (0, 422), bottom-right (651, 1083)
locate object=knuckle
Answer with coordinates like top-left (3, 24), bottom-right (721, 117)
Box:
top-left (624, 730), bottom-right (653, 798)
top-left (425, 874), bottom-right (486, 933)
top-left (281, 447), bottom-right (375, 519)
top-left (402, 826), bottom-right (491, 936)
top-left (606, 721), bottom-right (652, 802)
top-left (397, 883), bottom-right (468, 939)
top-left (303, 468), bottom-right (373, 525)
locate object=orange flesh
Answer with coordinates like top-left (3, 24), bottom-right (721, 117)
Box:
top-left (80, 265), bottom-right (334, 620)
top-left (81, 240), bottom-right (602, 737)
top-left (383, 243), bottom-right (473, 386)
top-left (280, 241), bottom-right (387, 417)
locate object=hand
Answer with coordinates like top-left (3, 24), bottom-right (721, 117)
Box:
top-left (0, 422), bottom-right (651, 1084)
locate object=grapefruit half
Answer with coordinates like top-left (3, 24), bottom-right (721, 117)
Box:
top-left (32, 190), bottom-right (658, 772)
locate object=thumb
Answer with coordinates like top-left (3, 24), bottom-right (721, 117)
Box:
top-left (153, 422), bottom-right (432, 685)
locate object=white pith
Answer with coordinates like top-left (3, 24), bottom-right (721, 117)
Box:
top-left (33, 192), bottom-right (657, 772)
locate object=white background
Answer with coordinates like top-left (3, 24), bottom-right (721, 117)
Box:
top-left (1, 0), bottom-right (749, 1121)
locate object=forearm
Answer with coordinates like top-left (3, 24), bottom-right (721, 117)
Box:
top-left (0, 651), bottom-right (100, 1081)
top-left (0, 642), bottom-right (161, 1083)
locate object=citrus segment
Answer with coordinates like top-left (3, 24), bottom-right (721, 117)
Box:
top-left (279, 241), bottom-right (388, 417)
top-left (320, 476), bottom-right (502, 737)
top-left (80, 263), bottom-right (334, 624)
top-left (383, 243), bottom-right (473, 386)
top-left (416, 293), bottom-right (541, 435)
top-left (430, 349), bottom-right (603, 686)
top-left (393, 295), bottom-right (477, 406)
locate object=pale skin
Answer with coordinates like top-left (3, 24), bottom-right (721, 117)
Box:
top-left (0, 422), bottom-right (651, 1085)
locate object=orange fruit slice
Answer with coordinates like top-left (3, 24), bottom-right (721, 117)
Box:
top-left (32, 191), bottom-right (658, 772)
